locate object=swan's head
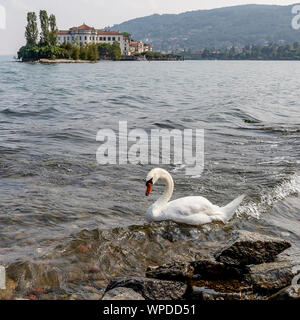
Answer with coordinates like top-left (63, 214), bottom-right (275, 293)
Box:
top-left (145, 168), bottom-right (168, 196)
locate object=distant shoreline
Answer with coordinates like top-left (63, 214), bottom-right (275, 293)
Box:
top-left (14, 58), bottom-right (300, 63)
top-left (184, 58), bottom-right (300, 61)
top-left (16, 59), bottom-right (300, 63)
top-left (17, 57), bottom-right (184, 63)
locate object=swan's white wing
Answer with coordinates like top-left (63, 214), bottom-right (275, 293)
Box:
top-left (164, 196), bottom-right (221, 217)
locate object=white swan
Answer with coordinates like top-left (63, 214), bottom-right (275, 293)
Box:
top-left (145, 168), bottom-right (245, 226)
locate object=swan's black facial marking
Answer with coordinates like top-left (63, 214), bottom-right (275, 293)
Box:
top-left (145, 178), bottom-right (153, 186)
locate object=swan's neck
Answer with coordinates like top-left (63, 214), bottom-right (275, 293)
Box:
top-left (152, 170), bottom-right (174, 216)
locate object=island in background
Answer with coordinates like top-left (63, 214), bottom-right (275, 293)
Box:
top-left (19, 8), bottom-right (300, 63)
top-left (17, 10), bottom-right (182, 63)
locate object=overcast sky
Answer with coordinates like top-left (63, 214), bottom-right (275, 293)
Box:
top-left (0, 0), bottom-right (299, 54)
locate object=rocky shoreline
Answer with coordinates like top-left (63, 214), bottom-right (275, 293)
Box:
top-left (35, 59), bottom-right (93, 63)
top-left (1, 229), bottom-right (299, 300)
top-left (15, 59), bottom-right (94, 63)
top-left (102, 230), bottom-right (300, 300)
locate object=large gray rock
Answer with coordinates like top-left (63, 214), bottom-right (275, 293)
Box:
top-left (245, 261), bottom-right (299, 293)
top-left (102, 287), bottom-right (145, 300)
top-left (105, 277), bottom-right (188, 300)
top-left (146, 262), bottom-right (194, 281)
top-left (269, 285), bottom-right (300, 300)
top-left (214, 230), bottom-right (291, 266)
top-left (191, 258), bottom-right (247, 279)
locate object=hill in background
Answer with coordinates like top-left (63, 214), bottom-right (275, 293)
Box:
top-left (109, 4), bottom-right (300, 52)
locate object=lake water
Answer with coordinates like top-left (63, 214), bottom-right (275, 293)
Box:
top-left (0, 57), bottom-right (299, 298)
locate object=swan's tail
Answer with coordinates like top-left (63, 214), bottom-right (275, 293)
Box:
top-left (220, 194), bottom-right (245, 222)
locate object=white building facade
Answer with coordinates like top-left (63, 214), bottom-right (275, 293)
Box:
top-left (58, 24), bottom-right (128, 55)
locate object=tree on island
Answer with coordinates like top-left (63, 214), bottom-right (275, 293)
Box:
top-left (49, 14), bottom-right (58, 46)
top-left (87, 44), bottom-right (99, 61)
top-left (111, 42), bottom-right (122, 60)
top-left (71, 45), bottom-right (80, 60)
top-left (39, 10), bottom-right (50, 46)
top-left (98, 42), bottom-right (121, 60)
top-left (122, 32), bottom-right (132, 40)
top-left (142, 51), bottom-right (182, 61)
top-left (79, 44), bottom-right (88, 60)
top-left (25, 12), bottom-right (38, 46)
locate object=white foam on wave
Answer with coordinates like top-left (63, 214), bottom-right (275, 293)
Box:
top-left (236, 174), bottom-right (300, 219)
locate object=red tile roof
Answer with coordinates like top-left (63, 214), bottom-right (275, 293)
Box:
top-left (58, 30), bottom-right (70, 35)
top-left (70, 23), bottom-right (95, 31)
top-left (58, 25), bottom-right (122, 36)
top-left (130, 41), bottom-right (141, 46)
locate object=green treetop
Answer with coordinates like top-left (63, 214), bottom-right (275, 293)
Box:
top-left (122, 32), bottom-right (131, 39)
top-left (49, 14), bottom-right (58, 46)
top-left (39, 10), bottom-right (50, 45)
top-left (25, 12), bottom-right (38, 46)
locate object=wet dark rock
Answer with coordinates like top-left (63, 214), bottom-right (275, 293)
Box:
top-left (269, 285), bottom-right (300, 300)
top-left (187, 285), bottom-right (254, 300)
top-left (6, 262), bottom-right (33, 285)
top-left (0, 279), bottom-right (18, 300)
top-left (145, 258), bottom-right (248, 283)
top-left (215, 230), bottom-right (291, 266)
top-left (185, 278), bottom-right (253, 300)
top-left (6, 262), bottom-right (60, 291)
top-left (105, 277), bottom-right (188, 300)
top-left (245, 261), bottom-right (299, 293)
top-left (191, 258), bottom-right (248, 279)
top-left (102, 287), bottom-right (145, 300)
top-left (146, 262), bottom-right (194, 281)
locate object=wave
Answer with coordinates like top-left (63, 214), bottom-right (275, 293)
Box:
top-left (239, 124), bottom-right (300, 134)
top-left (236, 174), bottom-right (300, 219)
top-left (0, 107), bottom-right (59, 117)
top-left (153, 120), bottom-right (186, 130)
top-left (257, 126), bottom-right (300, 134)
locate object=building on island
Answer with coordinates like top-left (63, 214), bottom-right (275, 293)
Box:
top-left (129, 41), bottom-right (144, 54)
top-left (58, 23), bottom-right (128, 55)
top-left (58, 23), bottom-right (152, 56)
top-left (128, 41), bottom-right (153, 55)
top-left (143, 44), bottom-right (153, 53)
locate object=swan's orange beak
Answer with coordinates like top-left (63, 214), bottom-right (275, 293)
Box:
top-left (145, 182), bottom-right (153, 196)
